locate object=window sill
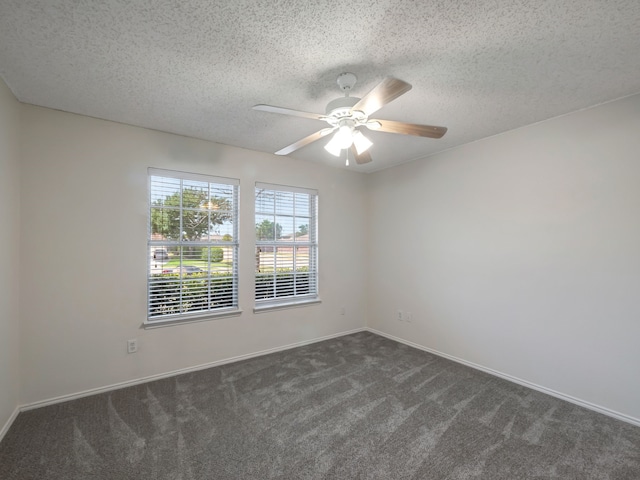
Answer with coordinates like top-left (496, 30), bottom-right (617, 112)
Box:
top-left (253, 298), bottom-right (321, 313)
top-left (143, 309), bottom-right (242, 329)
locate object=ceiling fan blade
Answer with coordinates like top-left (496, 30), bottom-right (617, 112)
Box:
top-left (367, 119), bottom-right (447, 139)
top-left (275, 128), bottom-right (335, 155)
top-left (253, 104), bottom-right (325, 121)
top-left (351, 77), bottom-right (412, 116)
top-left (350, 145), bottom-right (372, 165)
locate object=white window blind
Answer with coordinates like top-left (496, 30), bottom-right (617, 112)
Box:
top-left (255, 182), bottom-right (318, 307)
top-left (147, 168), bottom-right (239, 323)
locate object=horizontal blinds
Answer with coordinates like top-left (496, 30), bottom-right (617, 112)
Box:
top-left (255, 183), bottom-right (318, 304)
top-left (149, 174), bottom-right (238, 244)
top-left (148, 170), bottom-right (239, 321)
top-left (148, 246), bottom-right (238, 318)
top-left (149, 167), bottom-right (239, 186)
top-left (255, 182), bottom-right (317, 196)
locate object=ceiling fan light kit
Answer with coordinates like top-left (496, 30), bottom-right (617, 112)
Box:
top-left (253, 72), bottom-right (447, 166)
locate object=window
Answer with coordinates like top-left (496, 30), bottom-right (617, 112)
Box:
top-left (255, 183), bottom-right (318, 309)
top-left (148, 168), bottom-right (239, 324)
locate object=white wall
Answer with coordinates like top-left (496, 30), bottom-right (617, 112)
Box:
top-left (0, 78), bottom-right (21, 433)
top-left (19, 105), bottom-right (367, 405)
top-left (367, 94), bottom-right (640, 422)
top-left (11, 91), bottom-right (640, 425)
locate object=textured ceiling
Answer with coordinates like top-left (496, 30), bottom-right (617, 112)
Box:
top-left (1, 0), bottom-right (639, 172)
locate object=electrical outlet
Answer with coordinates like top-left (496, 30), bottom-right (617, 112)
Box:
top-left (340, 306), bottom-right (346, 315)
top-left (127, 339), bottom-right (138, 354)
top-left (405, 311), bottom-right (413, 323)
top-left (397, 310), bottom-right (403, 321)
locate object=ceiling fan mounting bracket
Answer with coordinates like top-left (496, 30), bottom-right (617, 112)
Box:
top-left (336, 72), bottom-right (357, 93)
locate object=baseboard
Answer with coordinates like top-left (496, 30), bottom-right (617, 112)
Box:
top-left (20, 327), bottom-right (367, 412)
top-left (366, 327), bottom-right (640, 428)
top-left (19, 326), bottom-right (638, 429)
top-left (0, 406), bottom-right (20, 443)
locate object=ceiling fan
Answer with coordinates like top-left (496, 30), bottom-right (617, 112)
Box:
top-left (253, 72), bottom-right (447, 165)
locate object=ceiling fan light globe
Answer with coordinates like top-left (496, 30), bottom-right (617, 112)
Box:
top-left (324, 134), bottom-right (343, 157)
top-left (335, 125), bottom-right (354, 149)
top-left (353, 131), bottom-right (373, 155)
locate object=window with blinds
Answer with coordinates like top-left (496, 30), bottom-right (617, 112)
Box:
top-left (255, 183), bottom-right (318, 308)
top-left (147, 168), bottom-right (239, 323)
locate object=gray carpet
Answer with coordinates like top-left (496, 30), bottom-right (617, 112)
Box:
top-left (1, 332), bottom-right (639, 479)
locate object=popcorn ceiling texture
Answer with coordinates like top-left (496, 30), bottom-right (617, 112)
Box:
top-left (0, 0), bottom-right (639, 172)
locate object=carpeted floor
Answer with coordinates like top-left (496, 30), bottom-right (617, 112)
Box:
top-left (1, 331), bottom-right (639, 479)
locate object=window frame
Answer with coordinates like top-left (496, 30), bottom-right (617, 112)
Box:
top-left (146, 168), bottom-right (241, 327)
top-left (254, 182), bottom-right (319, 312)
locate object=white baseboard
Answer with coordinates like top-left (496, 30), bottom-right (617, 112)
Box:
top-left (366, 327), bottom-right (640, 428)
top-left (20, 327), bottom-right (367, 412)
top-left (16, 326), bottom-right (640, 430)
top-left (0, 406), bottom-right (20, 443)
